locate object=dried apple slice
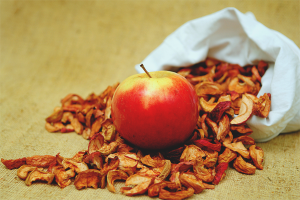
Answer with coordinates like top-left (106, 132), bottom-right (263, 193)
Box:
top-left (121, 174), bottom-right (154, 196)
top-left (199, 97), bottom-right (218, 112)
top-left (194, 139), bottom-right (221, 152)
top-left (179, 172), bottom-right (205, 194)
top-left (230, 94), bottom-right (253, 125)
top-left (107, 169), bottom-right (129, 193)
top-left (212, 162), bottom-right (228, 185)
top-left (209, 101), bottom-right (231, 122)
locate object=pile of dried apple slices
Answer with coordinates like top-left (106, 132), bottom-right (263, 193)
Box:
top-left (1, 58), bottom-right (270, 200)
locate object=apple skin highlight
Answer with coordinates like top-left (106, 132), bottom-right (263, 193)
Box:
top-left (111, 71), bottom-right (199, 150)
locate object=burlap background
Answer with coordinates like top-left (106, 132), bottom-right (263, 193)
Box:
top-left (0, 1), bottom-right (299, 199)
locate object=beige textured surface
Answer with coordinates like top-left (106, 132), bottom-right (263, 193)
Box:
top-left (0, 0), bottom-right (299, 199)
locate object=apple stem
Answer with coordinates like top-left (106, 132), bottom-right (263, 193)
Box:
top-left (140, 64), bottom-right (152, 78)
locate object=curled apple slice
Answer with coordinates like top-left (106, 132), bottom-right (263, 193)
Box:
top-left (230, 94), bottom-right (253, 125)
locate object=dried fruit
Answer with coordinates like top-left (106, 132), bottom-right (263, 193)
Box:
top-left (233, 156), bottom-right (256, 175)
top-left (180, 172), bottom-right (205, 194)
top-left (107, 169), bottom-right (128, 193)
top-left (159, 187), bottom-right (194, 200)
top-left (249, 145), bottom-right (264, 170)
top-left (2, 59), bottom-right (271, 199)
top-left (218, 148), bottom-right (237, 164)
top-left (1, 157), bottom-right (26, 170)
top-left (26, 155), bottom-right (56, 168)
top-left (17, 165), bottom-right (41, 180)
top-left (212, 162), bottom-right (228, 185)
top-left (194, 139), bottom-right (221, 152)
top-left (223, 141), bottom-right (250, 159)
top-left (230, 94), bottom-right (254, 125)
top-left (120, 174), bottom-right (154, 196)
top-left (74, 169), bottom-right (102, 190)
top-left (25, 169), bottom-right (55, 186)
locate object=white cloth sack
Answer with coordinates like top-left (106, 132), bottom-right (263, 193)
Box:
top-left (135, 7), bottom-right (300, 142)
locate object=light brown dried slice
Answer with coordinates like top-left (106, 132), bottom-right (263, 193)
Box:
top-left (61, 157), bottom-right (89, 173)
top-left (74, 169), bottom-right (102, 190)
top-left (200, 114), bottom-right (209, 137)
top-left (218, 148), bottom-right (237, 164)
top-left (231, 97), bottom-right (242, 115)
top-left (197, 129), bottom-right (206, 139)
top-left (25, 169), bottom-right (55, 186)
top-left (177, 68), bottom-right (192, 77)
top-left (179, 172), bottom-right (205, 194)
top-left (237, 74), bottom-right (256, 87)
top-left (85, 106), bottom-right (96, 128)
top-left (222, 131), bottom-right (233, 145)
top-left (90, 116), bottom-right (104, 138)
top-left (45, 122), bottom-right (64, 132)
top-left (136, 165), bottom-right (161, 177)
top-left (157, 160), bottom-right (172, 180)
top-left (82, 127), bottom-right (92, 140)
top-left (61, 112), bottom-right (73, 123)
top-left (228, 77), bottom-right (256, 94)
top-left (203, 182), bottom-right (215, 189)
top-left (106, 152), bottom-right (139, 175)
top-left (83, 152), bottom-right (103, 170)
top-left (17, 165), bottom-right (41, 180)
top-left (60, 124), bottom-right (75, 133)
top-left (249, 145), bottom-right (264, 170)
top-left (26, 155), bottom-right (56, 168)
top-left (190, 66), bottom-right (215, 83)
top-left (216, 115), bottom-right (230, 142)
top-left (71, 117), bottom-right (83, 134)
top-left (233, 155), bottom-right (256, 175)
top-left (230, 94), bottom-right (253, 125)
top-left (98, 134), bottom-right (124, 156)
top-left (180, 145), bottom-right (205, 162)
top-left (1, 157), bottom-right (26, 170)
top-left (199, 97), bottom-right (218, 112)
top-left (193, 157), bottom-right (215, 182)
top-left (100, 157), bottom-right (119, 175)
top-left (215, 71), bottom-right (228, 83)
top-left (227, 91), bottom-right (240, 101)
top-left (253, 93), bottom-right (271, 118)
top-left (148, 181), bottom-right (178, 197)
top-left (51, 166), bottom-right (76, 188)
top-left (104, 96), bottom-right (112, 120)
top-left (120, 174), bottom-right (154, 196)
top-left (76, 111), bottom-right (86, 124)
top-left (206, 57), bottom-right (221, 67)
top-left (141, 154), bottom-right (165, 168)
top-left (251, 66), bottom-right (262, 82)
top-left (107, 169), bottom-right (129, 193)
top-left (200, 95), bottom-right (231, 113)
top-left (45, 107), bottom-right (63, 123)
top-left (230, 124), bottom-right (253, 135)
top-left (205, 117), bottom-right (218, 136)
top-left (159, 187), bottom-right (195, 200)
top-left (88, 133), bottom-right (105, 154)
top-left (61, 94), bottom-right (84, 107)
top-left (194, 82), bottom-right (223, 98)
top-left (101, 119), bottom-right (116, 142)
top-left (223, 141), bottom-right (250, 159)
top-left (232, 136), bottom-right (255, 145)
top-left (203, 150), bottom-right (218, 168)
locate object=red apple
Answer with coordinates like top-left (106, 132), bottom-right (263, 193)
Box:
top-left (111, 66), bottom-right (199, 150)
